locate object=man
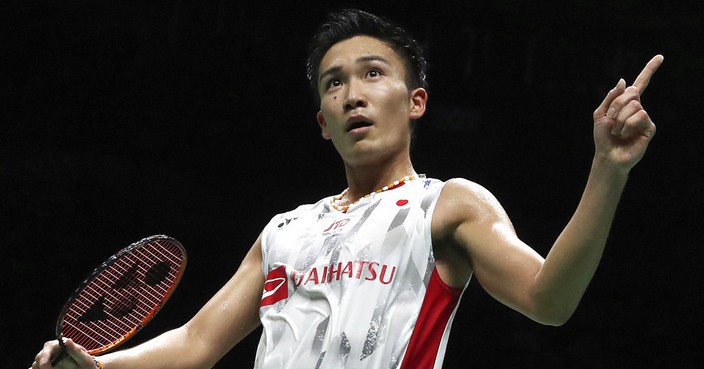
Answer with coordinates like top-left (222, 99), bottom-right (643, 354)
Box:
top-left (32, 8), bottom-right (663, 369)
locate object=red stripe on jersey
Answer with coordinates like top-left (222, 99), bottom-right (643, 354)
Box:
top-left (400, 268), bottom-right (463, 369)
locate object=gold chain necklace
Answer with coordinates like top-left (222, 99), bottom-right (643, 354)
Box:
top-left (330, 174), bottom-right (426, 212)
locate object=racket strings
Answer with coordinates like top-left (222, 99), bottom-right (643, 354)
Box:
top-left (68, 251), bottom-right (170, 321)
top-left (69, 243), bottom-right (182, 313)
top-left (64, 243), bottom-right (182, 346)
top-left (61, 240), bottom-right (185, 351)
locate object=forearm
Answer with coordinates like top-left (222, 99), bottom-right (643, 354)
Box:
top-left (533, 156), bottom-right (629, 324)
top-left (97, 240), bottom-right (264, 369)
top-left (98, 325), bottom-right (212, 369)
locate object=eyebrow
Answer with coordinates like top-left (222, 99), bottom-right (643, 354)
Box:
top-left (318, 55), bottom-right (392, 84)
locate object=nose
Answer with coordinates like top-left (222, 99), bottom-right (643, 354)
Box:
top-left (343, 79), bottom-right (368, 111)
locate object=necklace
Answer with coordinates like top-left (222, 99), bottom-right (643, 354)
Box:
top-left (330, 174), bottom-right (426, 212)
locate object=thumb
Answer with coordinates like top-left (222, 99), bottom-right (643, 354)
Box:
top-left (63, 339), bottom-right (97, 368)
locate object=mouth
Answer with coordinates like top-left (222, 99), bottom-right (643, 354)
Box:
top-left (346, 116), bottom-right (373, 132)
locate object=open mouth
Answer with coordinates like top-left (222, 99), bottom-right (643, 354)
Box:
top-left (347, 118), bottom-right (373, 132)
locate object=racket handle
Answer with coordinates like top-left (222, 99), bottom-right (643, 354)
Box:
top-left (51, 338), bottom-right (68, 367)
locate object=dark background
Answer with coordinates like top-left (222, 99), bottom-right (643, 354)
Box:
top-left (4, 0), bottom-right (702, 368)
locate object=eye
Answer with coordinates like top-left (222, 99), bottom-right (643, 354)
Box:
top-left (326, 79), bottom-right (342, 90)
top-left (367, 69), bottom-right (382, 78)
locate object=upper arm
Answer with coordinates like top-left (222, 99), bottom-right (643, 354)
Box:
top-left (433, 179), bottom-right (545, 318)
top-left (182, 235), bottom-right (264, 366)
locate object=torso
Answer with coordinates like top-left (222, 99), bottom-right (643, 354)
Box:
top-left (255, 177), bottom-right (468, 369)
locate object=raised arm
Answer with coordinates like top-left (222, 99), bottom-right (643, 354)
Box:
top-left (529, 55), bottom-right (664, 321)
top-left (433, 55), bottom-right (663, 326)
top-left (33, 236), bottom-right (265, 369)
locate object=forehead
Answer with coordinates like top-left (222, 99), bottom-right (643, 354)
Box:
top-left (319, 35), bottom-right (407, 76)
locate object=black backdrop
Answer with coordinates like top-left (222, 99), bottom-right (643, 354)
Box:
top-left (4, 0), bottom-right (702, 368)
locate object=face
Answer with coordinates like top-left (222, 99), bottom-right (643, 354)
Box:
top-left (316, 35), bottom-right (427, 167)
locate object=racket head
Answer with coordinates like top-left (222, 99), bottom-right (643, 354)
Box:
top-left (55, 235), bottom-right (187, 355)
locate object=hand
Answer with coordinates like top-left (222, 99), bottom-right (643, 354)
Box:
top-left (31, 339), bottom-right (97, 369)
top-left (593, 55), bottom-right (664, 173)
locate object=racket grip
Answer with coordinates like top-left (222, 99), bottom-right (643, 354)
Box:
top-left (51, 338), bottom-right (68, 367)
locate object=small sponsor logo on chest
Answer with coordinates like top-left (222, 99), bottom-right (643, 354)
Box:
top-left (322, 218), bottom-right (350, 235)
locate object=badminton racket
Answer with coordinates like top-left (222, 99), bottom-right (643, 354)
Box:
top-left (51, 235), bottom-right (187, 365)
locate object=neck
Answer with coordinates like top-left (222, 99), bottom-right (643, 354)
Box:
top-left (342, 155), bottom-right (417, 201)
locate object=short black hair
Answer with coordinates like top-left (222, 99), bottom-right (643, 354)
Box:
top-left (305, 9), bottom-right (428, 104)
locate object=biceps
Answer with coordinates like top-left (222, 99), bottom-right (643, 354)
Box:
top-left (461, 222), bottom-right (544, 312)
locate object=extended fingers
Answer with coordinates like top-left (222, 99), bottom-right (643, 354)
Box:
top-left (596, 80), bottom-right (655, 139)
top-left (595, 54), bottom-right (663, 122)
top-left (607, 63), bottom-right (661, 137)
top-left (633, 54), bottom-right (664, 94)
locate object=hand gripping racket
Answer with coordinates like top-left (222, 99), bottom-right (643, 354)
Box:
top-left (52, 235), bottom-right (187, 365)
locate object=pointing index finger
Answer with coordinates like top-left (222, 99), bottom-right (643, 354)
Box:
top-left (633, 54), bottom-right (664, 94)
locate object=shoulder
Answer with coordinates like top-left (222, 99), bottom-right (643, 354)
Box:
top-left (267, 197), bottom-right (329, 222)
top-left (432, 178), bottom-right (510, 240)
top-left (261, 197), bottom-right (330, 239)
top-left (437, 178), bottom-right (505, 217)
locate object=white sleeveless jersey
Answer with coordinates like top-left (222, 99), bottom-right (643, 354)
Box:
top-left (255, 178), bottom-right (469, 369)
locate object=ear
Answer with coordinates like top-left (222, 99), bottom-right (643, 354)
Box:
top-left (409, 88), bottom-right (428, 120)
top-left (316, 111), bottom-right (331, 140)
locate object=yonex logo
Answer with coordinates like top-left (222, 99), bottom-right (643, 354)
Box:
top-left (277, 217), bottom-right (298, 228)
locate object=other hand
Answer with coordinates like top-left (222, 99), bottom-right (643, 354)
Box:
top-left (31, 339), bottom-right (98, 369)
top-left (593, 54), bottom-right (664, 172)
